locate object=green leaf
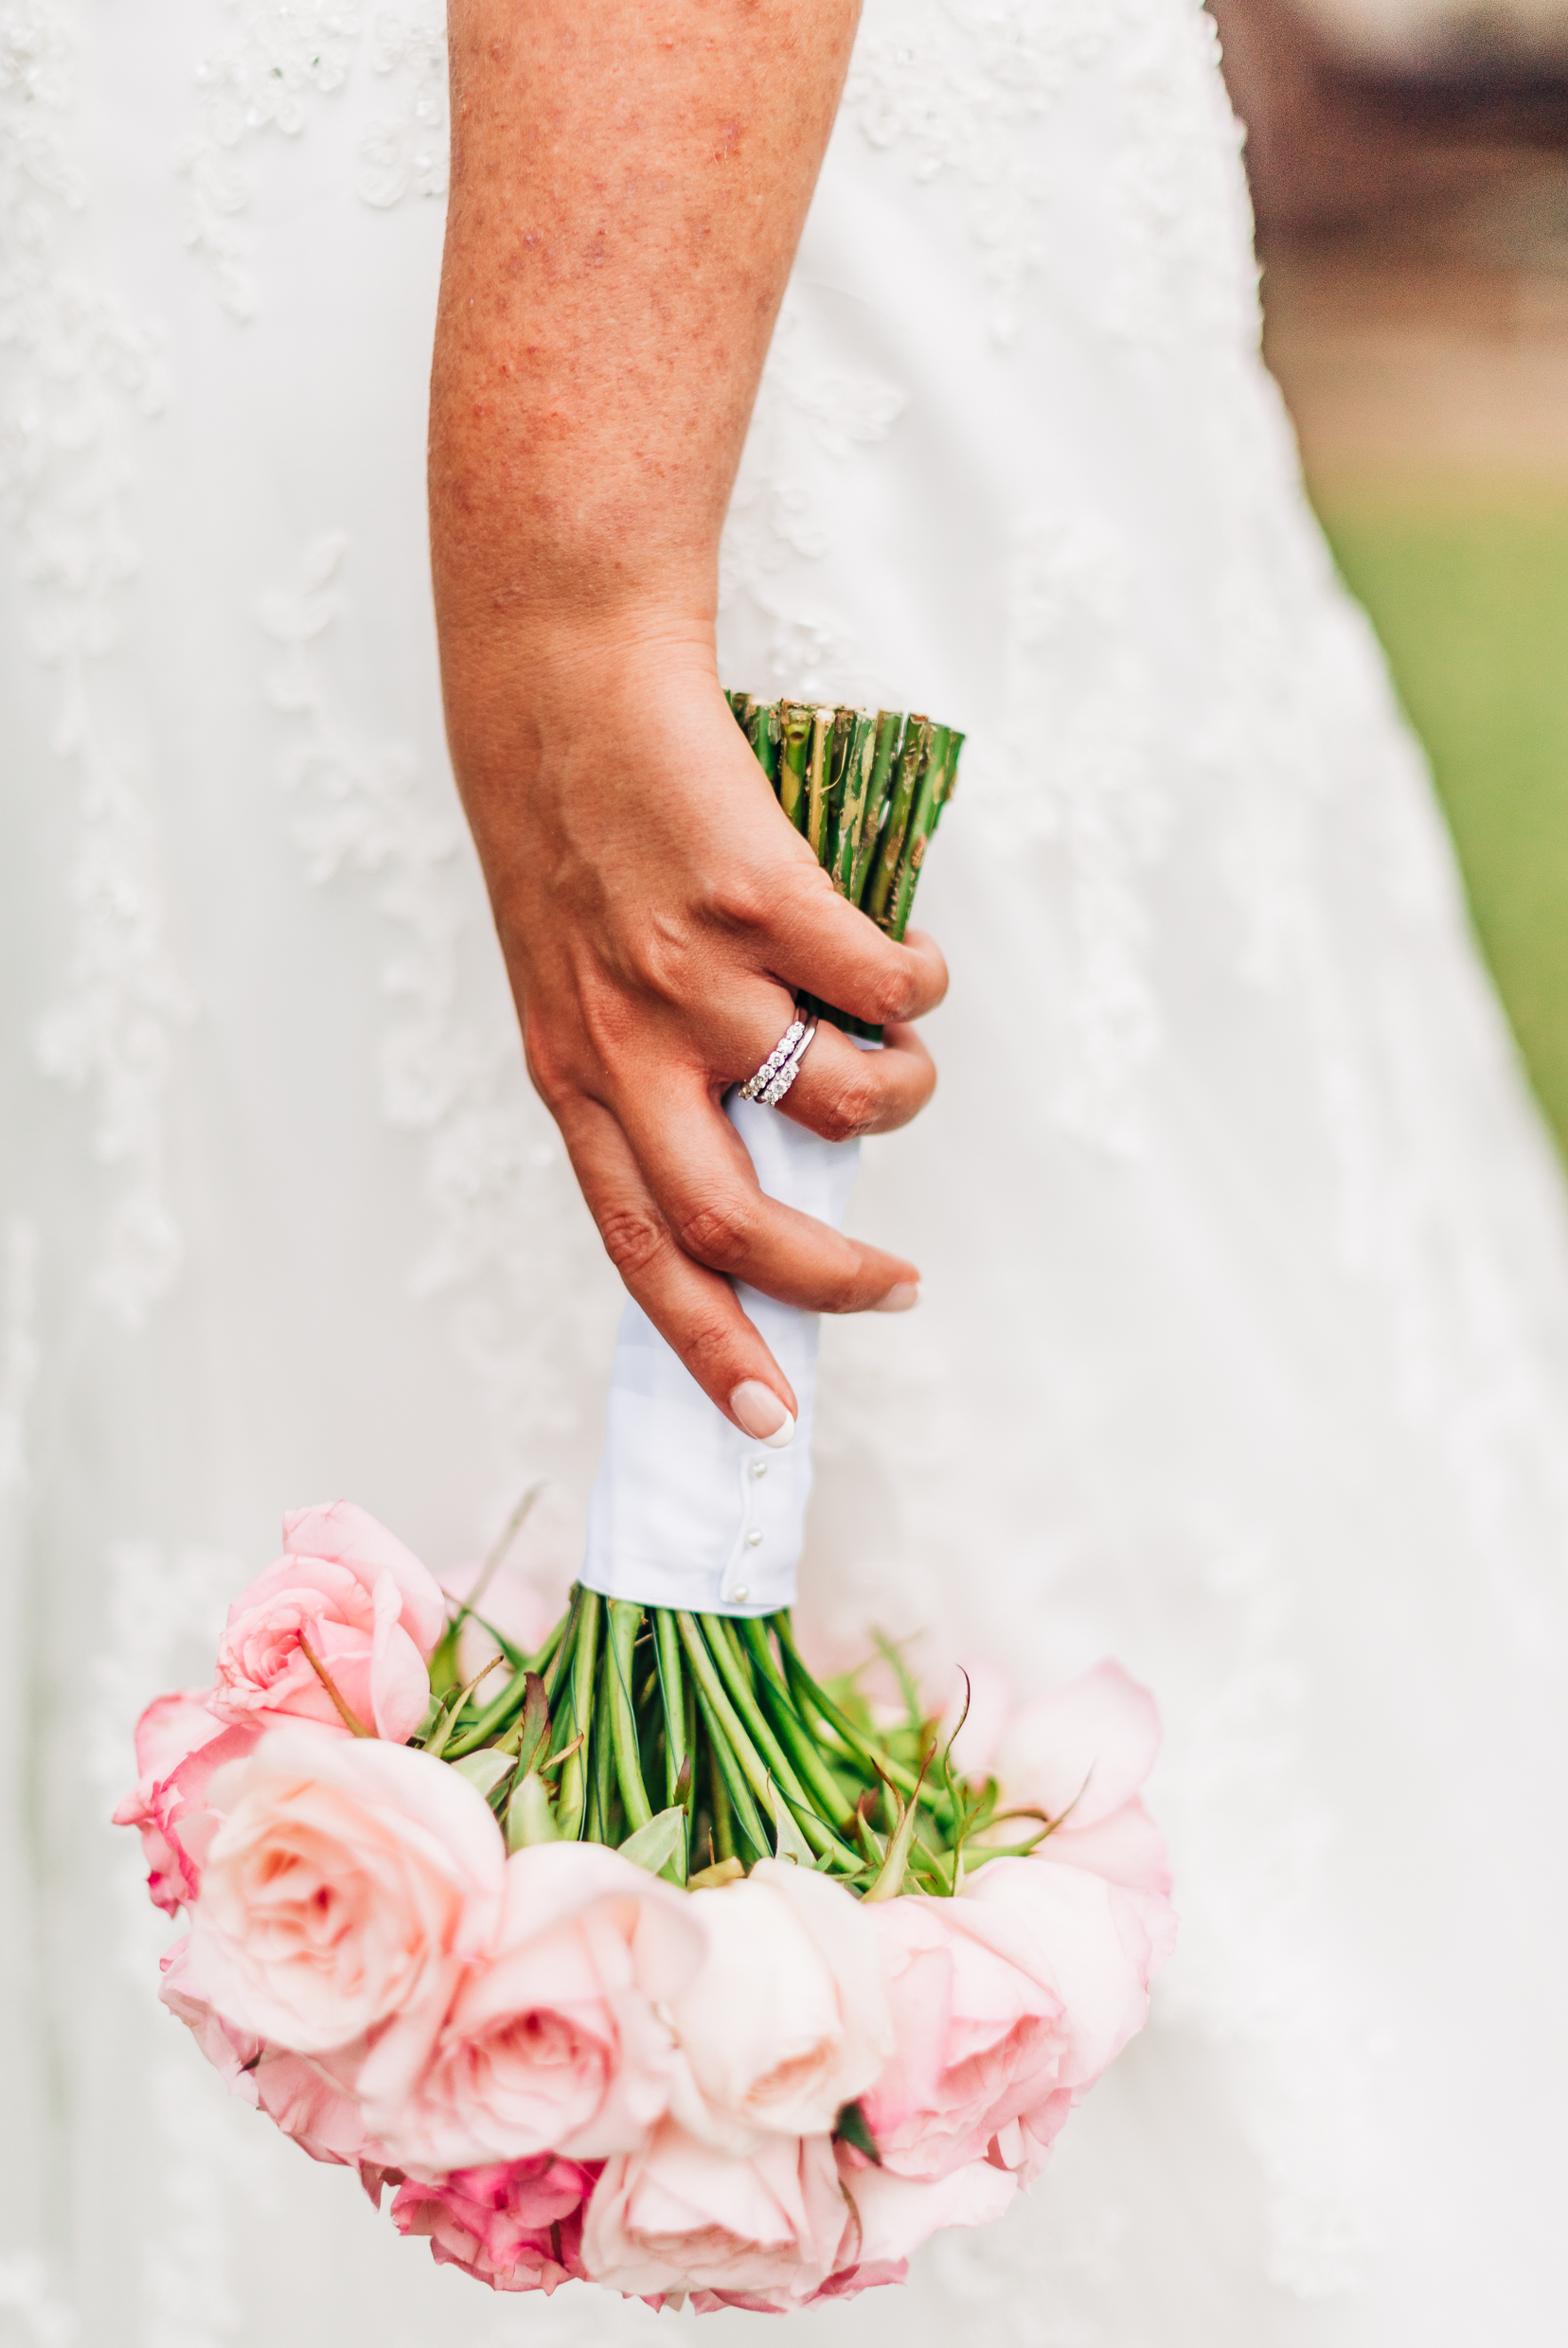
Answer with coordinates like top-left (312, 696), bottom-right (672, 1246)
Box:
top-left (616, 1805), bottom-right (687, 1879)
top-left (863, 1749), bottom-right (934, 1902)
top-left (507, 1772), bottom-right (561, 1851)
top-left (767, 1776), bottom-right (814, 1866)
top-left (452, 1748), bottom-right (513, 1797)
top-left (832, 2099), bottom-right (882, 2167)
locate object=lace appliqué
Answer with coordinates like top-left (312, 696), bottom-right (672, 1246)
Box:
top-left (357, 9), bottom-right (449, 208)
top-left (1105, 0), bottom-right (1256, 353)
top-left (259, 535), bottom-right (613, 1468)
top-left (844, 0), bottom-right (1113, 344)
top-left (982, 511), bottom-right (1165, 1155)
top-left (181, 0), bottom-right (361, 319)
top-left (180, 1), bottom-right (447, 319)
top-left (2, 2), bottom-right (190, 1329)
top-left (720, 302), bottom-right (905, 704)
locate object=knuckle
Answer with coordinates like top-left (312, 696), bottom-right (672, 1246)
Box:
top-left (821, 1266), bottom-right (869, 1316)
top-left (673, 1195), bottom-right (753, 1271)
top-left (707, 869), bottom-right (773, 935)
top-left (814, 1071), bottom-right (880, 1144)
top-left (867, 961), bottom-right (919, 1025)
top-left (523, 1034), bottom-right (573, 1117)
top-left (678, 1308), bottom-right (745, 1389)
top-left (597, 1207), bottom-right (668, 1284)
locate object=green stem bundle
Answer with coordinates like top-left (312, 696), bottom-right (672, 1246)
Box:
top-left (725, 694), bottom-right (965, 1040)
top-left (416, 1593), bottom-right (1049, 1896)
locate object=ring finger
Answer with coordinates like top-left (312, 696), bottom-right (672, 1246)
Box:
top-left (775, 1018), bottom-right (935, 1143)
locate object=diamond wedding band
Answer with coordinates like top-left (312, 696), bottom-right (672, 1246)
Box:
top-left (739, 1016), bottom-right (817, 1107)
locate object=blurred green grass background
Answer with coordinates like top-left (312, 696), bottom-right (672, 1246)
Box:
top-left (1322, 502), bottom-right (1568, 1147)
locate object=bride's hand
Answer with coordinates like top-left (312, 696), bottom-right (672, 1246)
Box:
top-left (433, 0), bottom-right (897, 1433)
top-left (443, 618), bottom-right (946, 1438)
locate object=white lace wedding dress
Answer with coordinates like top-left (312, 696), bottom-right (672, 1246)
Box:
top-left (5, 2), bottom-right (1568, 2342)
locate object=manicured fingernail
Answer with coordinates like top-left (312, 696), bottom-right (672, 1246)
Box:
top-left (873, 1281), bottom-right (920, 1313)
top-left (730, 1380), bottom-right (796, 1447)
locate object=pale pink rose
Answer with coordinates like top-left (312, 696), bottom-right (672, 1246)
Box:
top-left (961, 1855), bottom-right (1173, 2179)
top-left (860, 1894), bottom-right (1067, 2180)
top-left (391, 2157), bottom-right (599, 2294)
top-left (159, 1933), bottom-right (262, 2097)
top-left (831, 2147), bottom-right (1017, 2278)
top-left (114, 1691), bottom-right (260, 1913)
top-left (687, 2151), bottom-right (1007, 2315)
top-left (993, 1662), bottom-right (1160, 1822)
top-left (668, 1860), bottom-right (893, 2153)
top-left (252, 2045), bottom-right (380, 2166)
top-left (211, 1501), bottom-right (446, 1745)
top-left (183, 1727), bottom-right (505, 2053)
top-left (360, 1841), bottom-right (703, 2174)
top-left (988, 1659), bottom-right (1176, 2019)
top-left (581, 2120), bottom-right (846, 2303)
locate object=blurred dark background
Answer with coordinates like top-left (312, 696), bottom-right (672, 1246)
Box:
top-left (1212, 0), bottom-right (1568, 1140)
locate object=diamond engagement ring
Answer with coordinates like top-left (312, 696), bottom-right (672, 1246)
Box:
top-left (739, 1016), bottom-right (817, 1106)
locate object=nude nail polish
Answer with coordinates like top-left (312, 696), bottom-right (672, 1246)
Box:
top-left (873, 1281), bottom-right (920, 1313)
top-left (730, 1379), bottom-right (796, 1448)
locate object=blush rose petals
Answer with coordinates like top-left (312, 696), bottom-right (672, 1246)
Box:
top-left (581, 2122), bottom-right (847, 2304)
top-left (834, 2149), bottom-right (1018, 2275)
top-left (211, 1501), bottom-right (446, 1745)
top-left (961, 1856), bottom-right (1175, 2181)
top-left (361, 1842), bottom-right (704, 2173)
top-left (668, 1860), bottom-right (894, 2153)
top-left (859, 1894), bottom-right (1068, 2181)
top-left (992, 1659), bottom-right (1165, 1836)
top-left (183, 1727), bottom-right (506, 2052)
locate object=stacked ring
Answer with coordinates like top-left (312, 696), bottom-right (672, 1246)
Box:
top-left (739, 1017), bottom-right (817, 1106)
top-left (759, 1022), bottom-right (816, 1106)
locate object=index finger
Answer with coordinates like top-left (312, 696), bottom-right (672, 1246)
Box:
top-left (554, 1093), bottom-right (803, 1432)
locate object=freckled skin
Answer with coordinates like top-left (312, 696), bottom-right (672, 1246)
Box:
top-left (430, 1), bottom-right (947, 1426)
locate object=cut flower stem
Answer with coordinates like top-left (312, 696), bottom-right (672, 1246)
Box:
top-left (416, 1593), bottom-right (1044, 1896)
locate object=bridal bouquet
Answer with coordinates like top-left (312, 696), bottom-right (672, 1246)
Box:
top-left (116, 1507), bottom-right (1173, 2310)
top-left (116, 700), bottom-right (1174, 2308)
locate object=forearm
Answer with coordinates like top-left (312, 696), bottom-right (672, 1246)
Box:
top-left (426, 0), bottom-right (936, 1420)
top-left (431, 0), bottom-right (860, 702)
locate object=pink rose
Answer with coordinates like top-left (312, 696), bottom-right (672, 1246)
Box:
top-left (961, 1855), bottom-right (1172, 2179)
top-left (159, 1933), bottom-right (262, 2095)
top-left (992, 1661), bottom-right (1171, 1892)
top-left (252, 2045), bottom-right (380, 2166)
top-left (687, 2148), bottom-right (1007, 2315)
top-left (860, 1894), bottom-right (1068, 2180)
top-left (183, 1727), bottom-right (505, 2052)
top-left (830, 2148), bottom-right (1017, 2283)
top-left (114, 1690), bottom-right (260, 1913)
top-left (667, 1860), bottom-right (893, 2153)
top-left (359, 1841), bottom-right (703, 2174)
top-left (581, 2121), bottom-right (846, 2304)
top-left (391, 2157), bottom-right (599, 2294)
top-left (212, 1502), bottom-right (446, 1745)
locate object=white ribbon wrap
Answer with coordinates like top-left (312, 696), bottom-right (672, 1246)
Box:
top-left (580, 1090), bottom-right (860, 1616)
